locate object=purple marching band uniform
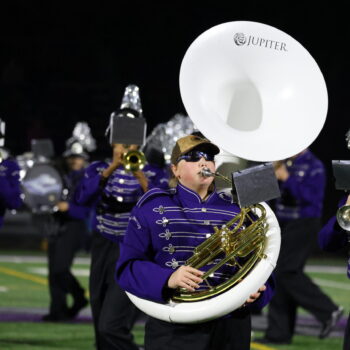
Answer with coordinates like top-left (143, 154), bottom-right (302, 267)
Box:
top-left (116, 182), bottom-right (274, 349)
top-left (61, 169), bottom-right (92, 220)
top-left (274, 149), bottom-right (325, 221)
top-left (117, 183), bottom-right (274, 305)
top-left (264, 149), bottom-right (341, 344)
top-left (77, 161), bottom-right (169, 242)
top-left (0, 159), bottom-right (22, 227)
top-left (44, 167), bottom-right (91, 321)
top-left (318, 196), bottom-right (350, 350)
top-left (75, 160), bottom-right (168, 350)
top-left (318, 196), bottom-right (348, 266)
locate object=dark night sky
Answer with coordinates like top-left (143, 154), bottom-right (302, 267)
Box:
top-left (0, 1), bottom-right (349, 218)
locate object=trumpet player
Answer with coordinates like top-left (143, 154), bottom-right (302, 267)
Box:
top-left (75, 85), bottom-right (169, 350)
top-left (116, 135), bottom-right (275, 350)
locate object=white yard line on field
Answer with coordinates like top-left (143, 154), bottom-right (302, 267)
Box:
top-left (305, 265), bottom-right (346, 274)
top-left (312, 277), bottom-right (350, 291)
top-left (27, 267), bottom-right (90, 277)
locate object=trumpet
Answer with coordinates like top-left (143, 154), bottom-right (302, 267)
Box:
top-left (122, 150), bottom-right (146, 172)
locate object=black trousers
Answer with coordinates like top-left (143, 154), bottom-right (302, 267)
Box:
top-left (145, 309), bottom-right (251, 350)
top-left (47, 220), bottom-right (86, 316)
top-left (89, 232), bottom-right (140, 350)
top-left (266, 218), bottom-right (338, 342)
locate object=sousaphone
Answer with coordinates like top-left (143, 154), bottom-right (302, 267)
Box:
top-left (126, 21), bottom-right (328, 323)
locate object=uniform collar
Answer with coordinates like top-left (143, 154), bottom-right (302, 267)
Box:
top-left (177, 183), bottom-right (216, 206)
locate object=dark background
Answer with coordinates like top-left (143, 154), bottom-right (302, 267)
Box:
top-left (0, 2), bottom-right (349, 221)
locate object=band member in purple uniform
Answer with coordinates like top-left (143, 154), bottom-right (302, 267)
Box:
top-left (76, 85), bottom-right (169, 350)
top-left (116, 135), bottom-right (274, 350)
top-left (318, 130), bottom-right (350, 350)
top-left (260, 148), bottom-right (343, 345)
top-left (0, 118), bottom-right (22, 228)
top-left (0, 157), bottom-right (22, 227)
top-left (43, 135), bottom-right (91, 322)
top-left (319, 194), bottom-right (349, 349)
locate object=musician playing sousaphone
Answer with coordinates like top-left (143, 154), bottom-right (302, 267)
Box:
top-left (0, 118), bottom-right (22, 228)
top-left (116, 16), bottom-right (331, 349)
top-left (116, 134), bottom-right (275, 350)
top-left (75, 84), bottom-right (169, 350)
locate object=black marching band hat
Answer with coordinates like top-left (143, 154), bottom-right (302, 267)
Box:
top-left (105, 84), bottom-right (146, 146)
top-left (63, 122), bottom-right (96, 159)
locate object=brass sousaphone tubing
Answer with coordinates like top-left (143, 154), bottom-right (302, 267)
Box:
top-left (172, 167), bottom-right (268, 302)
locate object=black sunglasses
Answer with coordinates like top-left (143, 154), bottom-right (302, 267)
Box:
top-left (176, 151), bottom-right (215, 163)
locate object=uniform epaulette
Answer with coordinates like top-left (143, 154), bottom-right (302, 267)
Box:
top-left (136, 187), bottom-right (176, 208)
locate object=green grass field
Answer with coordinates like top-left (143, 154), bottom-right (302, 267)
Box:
top-left (0, 253), bottom-right (348, 350)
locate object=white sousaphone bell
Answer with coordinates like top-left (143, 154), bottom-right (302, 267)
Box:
top-left (126, 21), bottom-right (328, 323)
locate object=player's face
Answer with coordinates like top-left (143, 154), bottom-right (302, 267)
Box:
top-left (171, 149), bottom-right (216, 193)
top-left (67, 156), bottom-right (85, 171)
